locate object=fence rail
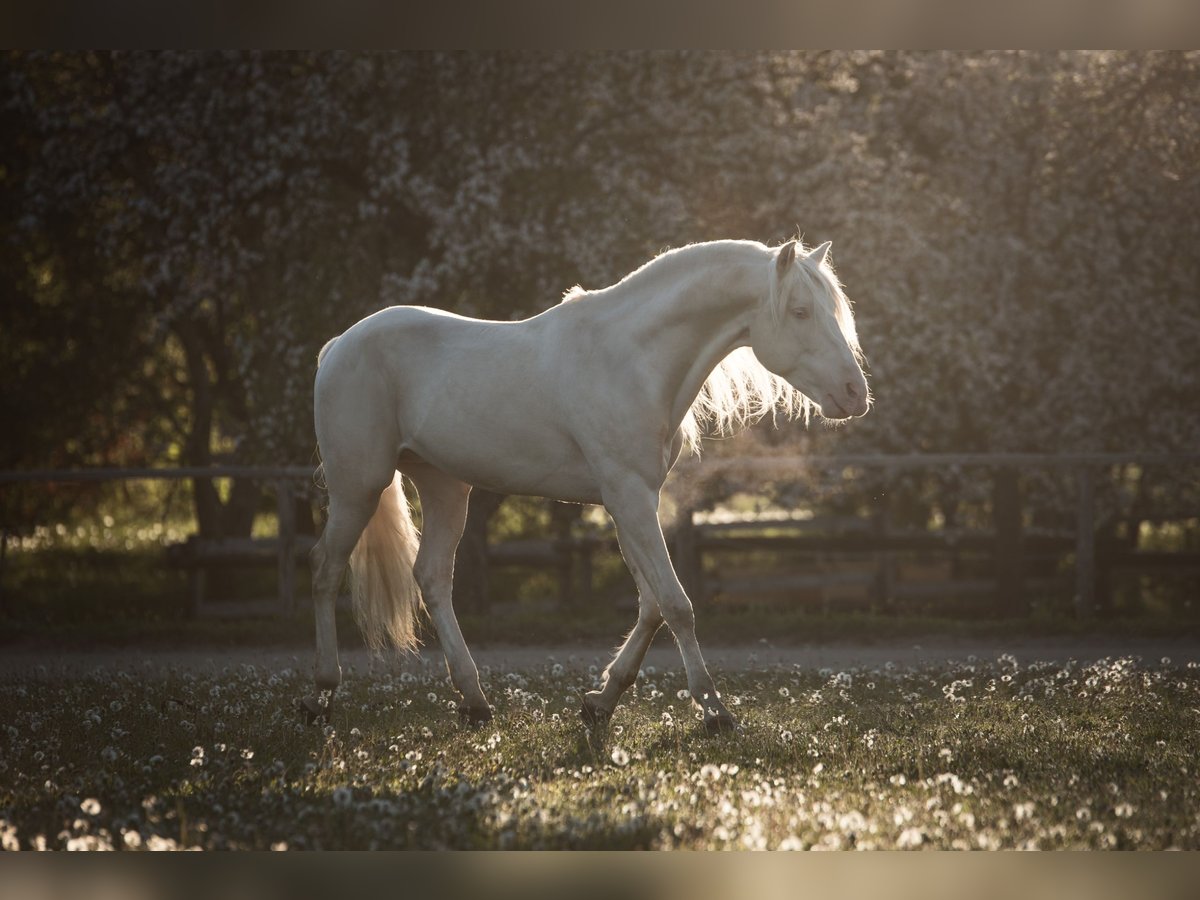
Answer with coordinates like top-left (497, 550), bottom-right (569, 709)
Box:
top-left (0, 465), bottom-right (315, 484)
top-left (674, 452), bottom-right (1200, 617)
top-left (2, 454), bottom-right (1197, 618)
top-left (675, 452), bottom-right (1200, 471)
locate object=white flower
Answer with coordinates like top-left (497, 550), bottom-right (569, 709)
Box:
top-left (610, 747), bottom-right (630, 767)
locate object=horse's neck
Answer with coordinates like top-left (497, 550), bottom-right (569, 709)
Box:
top-left (619, 245), bottom-right (768, 430)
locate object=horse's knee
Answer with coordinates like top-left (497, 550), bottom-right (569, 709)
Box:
top-left (639, 606), bottom-right (665, 629)
top-left (657, 591), bottom-right (694, 626)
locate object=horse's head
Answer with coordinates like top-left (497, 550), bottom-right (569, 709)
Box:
top-left (750, 240), bottom-right (869, 421)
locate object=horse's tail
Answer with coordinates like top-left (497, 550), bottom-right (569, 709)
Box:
top-left (348, 472), bottom-right (424, 653)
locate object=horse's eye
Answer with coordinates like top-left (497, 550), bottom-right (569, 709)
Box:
top-left (793, 308), bottom-right (810, 320)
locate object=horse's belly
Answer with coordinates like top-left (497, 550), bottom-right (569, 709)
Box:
top-left (403, 424), bottom-right (602, 504)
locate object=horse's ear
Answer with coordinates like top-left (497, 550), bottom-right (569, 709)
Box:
top-left (805, 241), bottom-right (832, 268)
top-left (776, 241), bottom-right (797, 274)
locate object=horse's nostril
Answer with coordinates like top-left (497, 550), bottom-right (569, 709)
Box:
top-left (845, 382), bottom-right (858, 399)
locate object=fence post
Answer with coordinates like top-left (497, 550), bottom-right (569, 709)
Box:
top-left (871, 480), bottom-right (893, 611)
top-left (550, 500), bottom-right (576, 605)
top-left (0, 527), bottom-right (8, 615)
top-left (1075, 466), bottom-right (1096, 618)
top-left (187, 565), bottom-right (206, 620)
top-left (674, 507), bottom-right (702, 603)
top-left (576, 538), bottom-right (594, 605)
top-left (276, 479), bottom-right (297, 616)
top-left (993, 466), bottom-right (1025, 615)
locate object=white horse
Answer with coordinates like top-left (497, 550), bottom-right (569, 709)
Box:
top-left (307, 238), bottom-right (868, 732)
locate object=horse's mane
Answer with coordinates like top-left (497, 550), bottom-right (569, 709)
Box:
top-left (562, 240), bottom-right (862, 454)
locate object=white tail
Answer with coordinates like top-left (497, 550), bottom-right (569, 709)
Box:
top-left (348, 472), bottom-right (424, 653)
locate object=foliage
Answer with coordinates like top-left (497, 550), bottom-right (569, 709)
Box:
top-left (3, 52), bottom-right (1198, 535)
top-left (2, 653), bottom-right (1198, 849)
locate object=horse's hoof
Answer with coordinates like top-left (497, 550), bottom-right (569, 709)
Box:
top-left (579, 694), bottom-right (611, 729)
top-left (703, 712), bottom-right (739, 735)
top-left (457, 704), bottom-right (493, 727)
top-left (298, 696), bottom-right (329, 726)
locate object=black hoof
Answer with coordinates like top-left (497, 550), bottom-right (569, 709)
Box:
top-left (298, 695), bottom-right (329, 726)
top-left (579, 696), bottom-right (611, 729)
top-left (703, 713), bottom-right (739, 735)
top-left (457, 704), bottom-right (493, 727)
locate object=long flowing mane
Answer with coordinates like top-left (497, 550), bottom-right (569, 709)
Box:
top-left (562, 241), bottom-right (863, 453)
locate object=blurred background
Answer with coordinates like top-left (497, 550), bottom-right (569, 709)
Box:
top-left (2, 51), bottom-right (1198, 647)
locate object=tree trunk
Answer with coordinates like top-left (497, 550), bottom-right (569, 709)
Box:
top-left (176, 318), bottom-right (261, 540)
top-left (175, 318), bottom-right (263, 600)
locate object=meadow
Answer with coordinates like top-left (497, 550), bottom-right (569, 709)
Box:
top-left (2, 651), bottom-right (1197, 850)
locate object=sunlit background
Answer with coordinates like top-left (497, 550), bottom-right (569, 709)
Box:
top-left (2, 51), bottom-right (1200, 854)
top-left (3, 51), bottom-right (1197, 632)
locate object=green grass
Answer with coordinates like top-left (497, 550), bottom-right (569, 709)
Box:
top-left (2, 654), bottom-right (1197, 849)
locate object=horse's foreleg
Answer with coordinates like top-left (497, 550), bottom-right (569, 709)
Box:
top-left (602, 479), bottom-right (737, 734)
top-left (581, 575), bottom-right (663, 726)
top-left (406, 466), bottom-right (492, 726)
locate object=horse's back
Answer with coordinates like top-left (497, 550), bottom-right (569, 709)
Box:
top-left (315, 306), bottom-right (603, 499)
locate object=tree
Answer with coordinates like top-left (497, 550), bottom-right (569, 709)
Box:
top-left (5, 51), bottom-right (1197, 548)
top-left (4, 52), bottom-right (430, 535)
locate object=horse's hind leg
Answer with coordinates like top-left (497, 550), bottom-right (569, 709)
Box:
top-left (581, 574), bottom-right (663, 726)
top-left (302, 481), bottom-right (386, 722)
top-left (404, 463), bottom-right (492, 725)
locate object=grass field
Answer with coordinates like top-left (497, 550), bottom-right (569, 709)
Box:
top-left (3, 651), bottom-right (1198, 850)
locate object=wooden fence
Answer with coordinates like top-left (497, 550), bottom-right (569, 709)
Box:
top-left (2, 453), bottom-right (1198, 617)
top-left (670, 453), bottom-right (1200, 617)
top-left (0, 465), bottom-right (313, 616)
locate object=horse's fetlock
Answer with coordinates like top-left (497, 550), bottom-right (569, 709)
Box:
top-left (314, 665), bottom-right (342, 692)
